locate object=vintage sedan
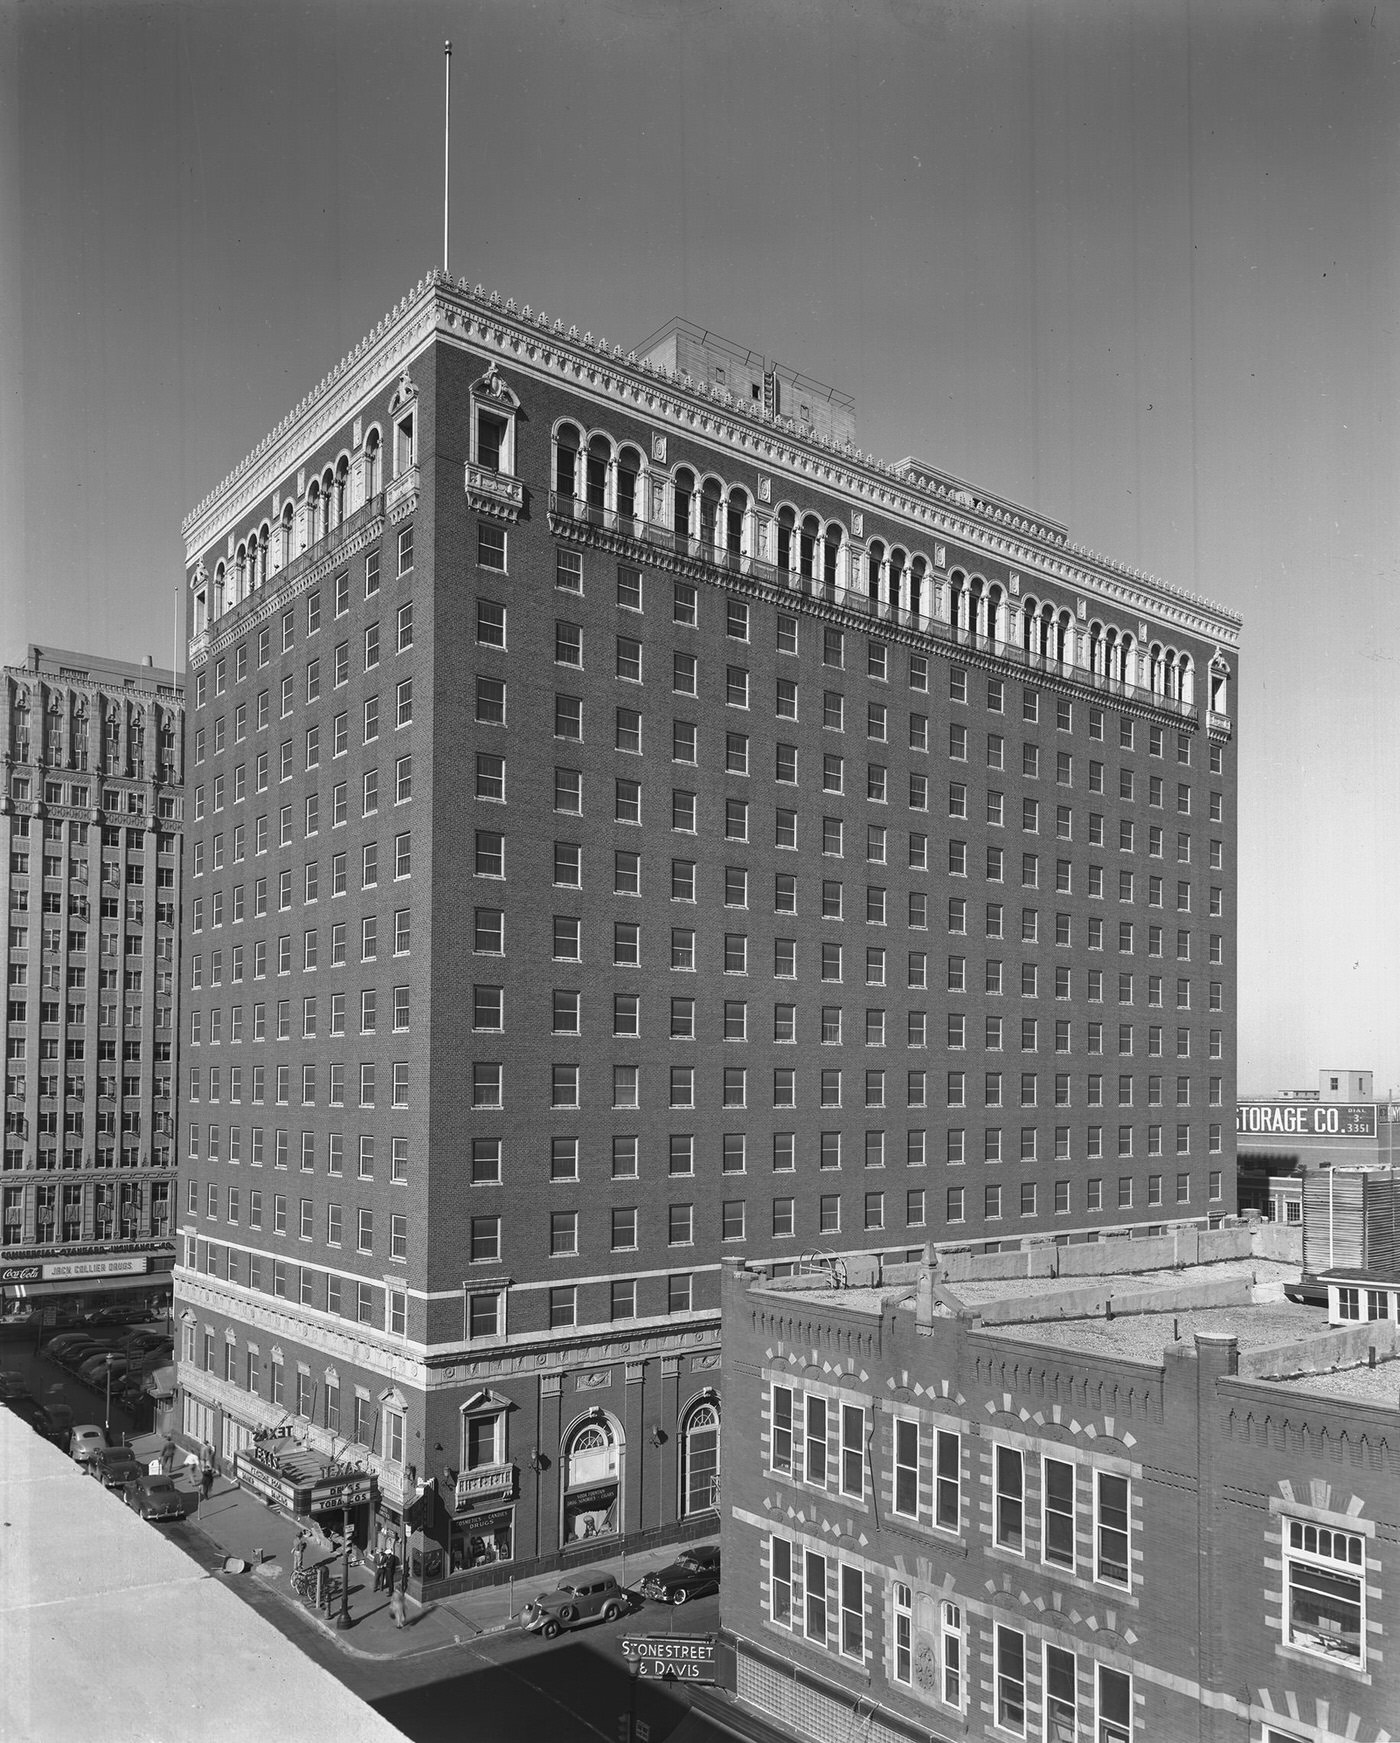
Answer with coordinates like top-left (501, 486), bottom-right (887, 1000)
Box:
top-left (125, 1472), bottom-right (185, 1522)
top-left (90, 1443), bottom-right (143, 1490)
top-left (69, 1424), bottom-right (108, 1467)
top-left (520, 1574), bottom-right (629, 1639)
top-left (639, 1544), bottom-right (721, 1606)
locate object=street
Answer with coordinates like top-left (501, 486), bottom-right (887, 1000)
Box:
top-left (167, 1507), bottom-right (714, 1743)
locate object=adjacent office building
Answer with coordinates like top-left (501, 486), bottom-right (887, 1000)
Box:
top-left (712, 1236), bottom-right (1398, 1743)
top-left (2, 646), bottom-right (183, 1316)
top-left (173, 271), bottom-right (1241, 1594)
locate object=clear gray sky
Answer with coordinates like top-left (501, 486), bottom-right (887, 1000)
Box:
top-left (2, 0), bottom-right (1396, 1094)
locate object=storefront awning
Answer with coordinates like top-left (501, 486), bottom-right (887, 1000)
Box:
top-left (234, 1436), bottom-right (376, 1517)
top-left (6, 1271), bottom-right (167, 1301)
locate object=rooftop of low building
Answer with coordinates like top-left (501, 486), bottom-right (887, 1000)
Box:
top-left (741, 1224), bottom-right (1400, 1409)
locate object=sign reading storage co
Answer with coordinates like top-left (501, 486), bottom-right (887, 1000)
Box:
top-left (1236, 1103), bottom-right (1377, 1139)
top-left (621, 1635), bottom-right (718, 1682)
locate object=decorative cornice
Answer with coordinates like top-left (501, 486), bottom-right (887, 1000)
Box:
top-left (184, 267), bottom-right (1241, 648)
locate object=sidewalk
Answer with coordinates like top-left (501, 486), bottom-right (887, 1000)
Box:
top-left (180, 1470), bottom-right (704, 1662)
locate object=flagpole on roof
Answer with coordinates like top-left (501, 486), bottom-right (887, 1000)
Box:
top-left (443, 41), bottom-right (452, 275)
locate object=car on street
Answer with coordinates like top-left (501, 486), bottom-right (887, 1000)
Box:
top-left (90, 1443), bottom-right (143, 1490)
top-left (520, 1574), bottom-right (630, 1638)
top-left (45, 1332), bottom-right (93, 1360)
top-left (0, 1369), bottom-right (31, 1402)
top-left (69, 1424), bottom-right (108, 1467)
top-left (639, 1544), bottom-right (722, 1606)
top-left (78, 1353), bottom-right (128, 1388)
top-left (124, 1471), bottom-right (185, 1522)
top-left (84, 1304), bottom-right (151, 1326)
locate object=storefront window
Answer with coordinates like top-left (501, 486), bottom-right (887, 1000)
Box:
top-left (450, 1509), bottom-right (514, 1572)
top-left (682, 1401), bottom-right (720, 1517)
top-left (562, 1416), bottom-right (621, 1544)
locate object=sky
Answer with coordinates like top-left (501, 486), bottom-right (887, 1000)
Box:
top-left (1, 0), bottom-right (1396, 1095)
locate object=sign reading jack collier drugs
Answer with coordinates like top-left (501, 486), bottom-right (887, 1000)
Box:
top-left (621, 1635), bottom-right (718, 1681)
top-left (1236, 1103), bottom-right (1377, 1139)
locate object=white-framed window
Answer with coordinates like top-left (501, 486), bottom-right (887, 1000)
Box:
top-left (771, 1382), bottom-right (794, 1475)
top-left (770, 1534), bottom-right (793, 1628)
top-left (892, 1418), bottom-right (919, 1519)
top-left (461, 1407), bottom-right (505, 1472)
top-left (891, 1580), bottom-right (913, 1684)
top-left (935, 1428), bottom-right (960, 1530)
top-left (995, 1444), bottom-right (1024, 1553)
top-left (941, 1600), bottom-right (964, 1710)
top-left (839, 1403), bottom-right (864, 1501)
top-left (1095, 1471), bottom-right (1131, 1588)
top-left (839, 1564), bottom-right (864, 1660)
top-left (804, 1549), bottom-right (827, 1644)
top-left (381, 1406), bottom-right (405, 1466)
top-left (681, 1399), bottom-right (720, 1517)
top-left (1042, 1455), bottom-right (1076, 1570)
top-left (1044, 1642), bottom-right (1077, 1742)
top-left (1283, 1518), bottom-right (1365, 1665)
top-left (994, 1623), bottom-right (1026, 1735)
top-left (805, 1395), bottom-right (828, 1489)
top-left (1096, 1665), bottom-right (1133, 1743)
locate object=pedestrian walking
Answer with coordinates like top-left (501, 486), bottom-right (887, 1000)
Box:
top-left (183, 1448), bottom-right (199, 1487)
top-left (199, 1440), bottom-right (216, 1501)
top-left (389, 1586), bottom-right (407, 1630)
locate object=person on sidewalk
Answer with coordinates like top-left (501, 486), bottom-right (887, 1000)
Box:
top-left (389, 1586), bottom-right (407, 1630)
top-left (183, 1448), bottom-right (199, 1487)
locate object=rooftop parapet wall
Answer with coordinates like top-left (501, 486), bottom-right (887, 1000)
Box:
top-left (958, 1273), bottom-right (1254, 1329)
top-left (1238, 1317), bottom-right (1400, 1380)
top-left (931, 1222), bottom-right (1291, 1286)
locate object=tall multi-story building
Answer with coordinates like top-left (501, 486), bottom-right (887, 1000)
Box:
top-left (2, 645), bottom-right (183, 1317)
top-left (711, 1235), bottom-right (1398, 1743)
top-left (173, 272), bottom-right (1240, 1597)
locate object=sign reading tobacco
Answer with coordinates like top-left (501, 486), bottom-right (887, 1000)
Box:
top-left (1236, 1103), bottom-right (1377, 1139)
top-left (621, 1635), bottom-right (718, 1682)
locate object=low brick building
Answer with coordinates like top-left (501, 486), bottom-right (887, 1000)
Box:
top-left (710, 1228), bottom-right (1398, 1743)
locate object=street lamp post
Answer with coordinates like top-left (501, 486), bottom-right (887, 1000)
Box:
top-left (335, 1504), bottom-right (352, 1630)
top-left (104, 1352), bottom-right (115, 1435)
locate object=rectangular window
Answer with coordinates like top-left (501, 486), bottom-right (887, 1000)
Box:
top-left (1284, 1519), bottom-right (1365, 1665)
top-left (995, 1445), bottom-right (1024, 1553)
top-left (770, 1537), bottom-right (793, 1628)
top-left (804, 1551), bottom-right (827, 1644)
top-left (1096, 1472), bottom-right (1131, 1587)
top-left (1043, 1457), bottom-right (1076, 1570)
top-left (995, 1626), bottom-right (1026, 1737)
top-left (840, 1565), bottom-right (864, 1660)
top-left (893, 1418), bottom-right (919, 1519)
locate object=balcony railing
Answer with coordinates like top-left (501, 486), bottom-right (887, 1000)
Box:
top-left (454, 1462), bottom-right (516, 1511)
top-left (465, 464), bottom-right (524, 522)
top-left (549, 493), bottom-right (1200, 722)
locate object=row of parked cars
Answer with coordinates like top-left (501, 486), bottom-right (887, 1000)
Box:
top-left (67, 1423), bottom-right (186, 1521)
top-left (520, 1545), bottom-right (721, 1639)
top-left (44, 1323), bottom-right (171, 1406)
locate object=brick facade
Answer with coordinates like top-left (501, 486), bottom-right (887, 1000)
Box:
top-left (717, 1252), bottom-right (1399, 1743)
top-left (172, 270), bottom-right (1240, 1595)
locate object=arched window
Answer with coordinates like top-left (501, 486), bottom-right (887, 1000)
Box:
top-left (364, 428), bottom-right (382, 500)
top-left (948, 571), bottom-right (964, 632)
top-left (586, 436), bottom-right (611, 515)
top-left (908, 554), bottom-right (925, 619)
top-left (726, 488), bottom-right (748, 561)
top-left (212, 562), bottom-right (226, 621)
top-left (867, 540), bottom-right (885, 604)
top-left (554, 424), bottom-right (581, 499)
top-left (617, 446), bottom-right (643, 524)
top-left (681, 1400), bottom-right (720, 1518)
top-left (304, 482), bottom-right (321, 551)
top-left (1121, 634), bottom-right (1136, 689)
top-left (561, 1414), bottom-right (622, 1543)
top-left (335, 457), bottom-right (349, 525)
top-left (799, 514), bottom-right (820, 581)
top-left (673, 468), bottom-right (695, 541)
top-left (1021, 598), bottom-right (1037, 653)
top-left (321, 469), bottom-right (335, 535)
top-left (1057, 609), bottom-right (1073, 665)
top-left (699, 478), bottom-right (722, 552)
top-left (72, 698), bottom-right (89, 771)
top-left (256, 525), bottom-right (269, 590)
top-left (823, 522), bottom-right (842, 592)
top-left (987, 584), bottom-right (1004, 644)
top-left (776, 506), bottom-right (795, 574)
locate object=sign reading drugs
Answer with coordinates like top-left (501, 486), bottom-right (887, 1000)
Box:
top-left (621, 1635), bottom-right (718, 1682)
top-left (1236, 1103), bottom-right (1377, 1139)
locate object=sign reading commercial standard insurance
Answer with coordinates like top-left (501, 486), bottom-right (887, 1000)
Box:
top-left (1236, 1103), bottom-right (1377, 1138)
top-left (621, 1635), bottom-right (717, 1681)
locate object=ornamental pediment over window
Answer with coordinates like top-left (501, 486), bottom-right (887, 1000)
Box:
top-left (470, 364), bottom-right (520, 411)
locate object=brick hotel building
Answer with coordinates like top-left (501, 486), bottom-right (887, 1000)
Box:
top-left (173, 271), bottom-right (1240, 1594)
top-left (3, 646), bottom-right (183, 1315)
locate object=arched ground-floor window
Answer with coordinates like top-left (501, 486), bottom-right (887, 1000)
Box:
top-left (681, 1399), bottom-right (720, 1518)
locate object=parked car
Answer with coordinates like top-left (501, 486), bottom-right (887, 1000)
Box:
top-left (78, 1353), bottom-right (127, 1388)
top-left (639, 1544), bottom-right (722, 1606)
top-left (125, 1471), bottom-right (184, 1522)
top-left (69, 1424), bottom-right (108, 1467)
top-left (90, 1443), bottom-right (143, 1490)
top-left (45, 1332), bottom-right (93, 1359)
top-left (0, 1369), bottom-right (31, 1402)
top-left (520, 1574), bottom-right (630, 1638)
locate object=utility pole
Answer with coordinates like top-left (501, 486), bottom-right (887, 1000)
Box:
top-left (335, 1505), bottom-right (352, 1629)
